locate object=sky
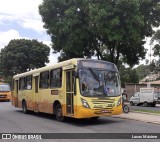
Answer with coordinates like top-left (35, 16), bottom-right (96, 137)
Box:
top-left (0, 0), bottom-right (59, 65)
top-left (0, 0), bottom-right (159, 67)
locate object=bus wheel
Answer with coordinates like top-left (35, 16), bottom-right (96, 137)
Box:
top-left (90, 116), bottom-right (99, 120)
top-left (55, 104), bottom-right (65, 122)
top-left (22, 101), bottom-right (28, 114)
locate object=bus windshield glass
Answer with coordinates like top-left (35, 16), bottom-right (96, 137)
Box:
top-left (0, 84), bottom-right (11, 92)
top-left (79, 68), bottom-right (120, 97)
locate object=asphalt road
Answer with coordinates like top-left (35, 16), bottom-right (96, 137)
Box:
top-left (0, 102), bottom-right (160, 142)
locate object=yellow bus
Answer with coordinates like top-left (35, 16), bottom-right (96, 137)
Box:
top-left (12, 58), bottom-right (122, 121)
top-left (0, 82), bottom-right (11, 101)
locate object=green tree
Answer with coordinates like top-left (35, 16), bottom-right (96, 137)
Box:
top-left (130, 69), bottom-right (139, 83)
top-left (136, 64), bottom-right (149, 80)
top-left (39, 0), bottom-right (160, 66)
top-left (1, 39), bottom-right (50, 76)
top-left (119, 65), bottom-right (139, 87)
top-left (149, 60), bottom-right (156, 72)
top-left (151, 30), bottom-right (160, 60)
top-left (119, 65), bottom-right (128, 87)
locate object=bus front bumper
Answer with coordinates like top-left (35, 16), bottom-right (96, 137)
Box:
top-left (75, 105), bottom-right (122, 118)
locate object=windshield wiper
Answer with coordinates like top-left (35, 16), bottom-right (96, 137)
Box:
top-left (88, 68), bottom-right (100, 82)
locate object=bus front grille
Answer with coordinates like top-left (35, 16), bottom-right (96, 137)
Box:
top-left (93, 105), bottom-right (114, 109)
top-left (91, 98), bottom-right (115, 109)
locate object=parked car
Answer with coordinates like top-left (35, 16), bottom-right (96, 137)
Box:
top-left (130, 88), bottom-right (159, 107)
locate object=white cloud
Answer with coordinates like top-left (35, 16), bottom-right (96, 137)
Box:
top-left (0, 0), bottom-right (45, 33)
top-left (0, 0), bottom-right (59, 63)
top-left (41, 41), bottom-right (59, 64)
top-left (0, 30), bottom-right (58, 64)
top-left (137, 36), bottom-right (158, 66)
top-left (0, 0), bottom-right (42, 19)
top-left (0, 21), bottom-right (4, 25)
top-left (0, 30), bottom-right (21, 50)
top-left (48, 49), bottom-right (59, 65)
top-left (19, 18), bottom-right (45, 33)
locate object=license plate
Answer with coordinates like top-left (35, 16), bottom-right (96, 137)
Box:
top-left (101, 110), bottom-right (109, 113)
top-left (0, 96), bottom-right (5, 98)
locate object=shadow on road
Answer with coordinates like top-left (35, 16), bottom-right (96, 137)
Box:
top-left (15, 110), bottom-right (122, 126)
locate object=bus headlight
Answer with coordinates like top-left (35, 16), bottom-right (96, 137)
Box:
top-left (81, 98), bottom-right (90, 108)
top-left (117, 97), bottom-right (122, 106)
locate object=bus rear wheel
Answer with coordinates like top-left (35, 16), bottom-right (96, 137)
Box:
top-left (55, 104), bottom-right (65, 122)
top-left (22, 101), bottom-right (28, 114)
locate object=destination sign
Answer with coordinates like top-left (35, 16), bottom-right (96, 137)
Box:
top-left (81, 61), bottom-right (117, 71)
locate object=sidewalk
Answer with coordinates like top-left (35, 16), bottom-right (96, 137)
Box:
top-left (113, 112), bottom-right (160, 125)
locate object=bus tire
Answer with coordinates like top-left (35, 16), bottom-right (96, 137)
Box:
top-left (22, 100), bottom-right (28, 114)
top-left (55, 104), bottom-right (65, 122)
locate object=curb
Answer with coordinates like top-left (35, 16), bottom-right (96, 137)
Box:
top-left (113, 115), bottom-right (160, 125)
top-left (113, 112), bottom-right (160, 125)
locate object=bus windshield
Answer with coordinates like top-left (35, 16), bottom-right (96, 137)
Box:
top-left (0, 84), bottom-right (11, 92)
top-left (79, 68), bottom-right (120, 97)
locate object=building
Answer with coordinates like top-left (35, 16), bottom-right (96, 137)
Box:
top-left (125, 81), bottom-right (160, 101)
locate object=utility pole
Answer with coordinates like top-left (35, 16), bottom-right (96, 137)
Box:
top-left (150, 44), bottom-right (152, 65)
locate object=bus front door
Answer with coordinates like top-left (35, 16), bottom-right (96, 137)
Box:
top-left (66, 70), bottom-right (75, 115)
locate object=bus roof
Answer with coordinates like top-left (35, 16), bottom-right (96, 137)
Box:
top-left (13, 58), bottom-right (116, 79)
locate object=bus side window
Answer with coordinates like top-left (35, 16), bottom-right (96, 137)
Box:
top-left (26, 75), bottom-right (32, 90)
top-left (50, 68), bottom-right (62, 88)
top-left (19, 77), bottom-right (25, 90)
top-left (39, 71), bottom-right (49, 89)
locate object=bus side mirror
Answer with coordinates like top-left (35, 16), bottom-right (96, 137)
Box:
top-left (73, 71), bottom-right (79, 78)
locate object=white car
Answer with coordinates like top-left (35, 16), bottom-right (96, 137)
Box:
top-left (129, 92), bottom-right (140, 106)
